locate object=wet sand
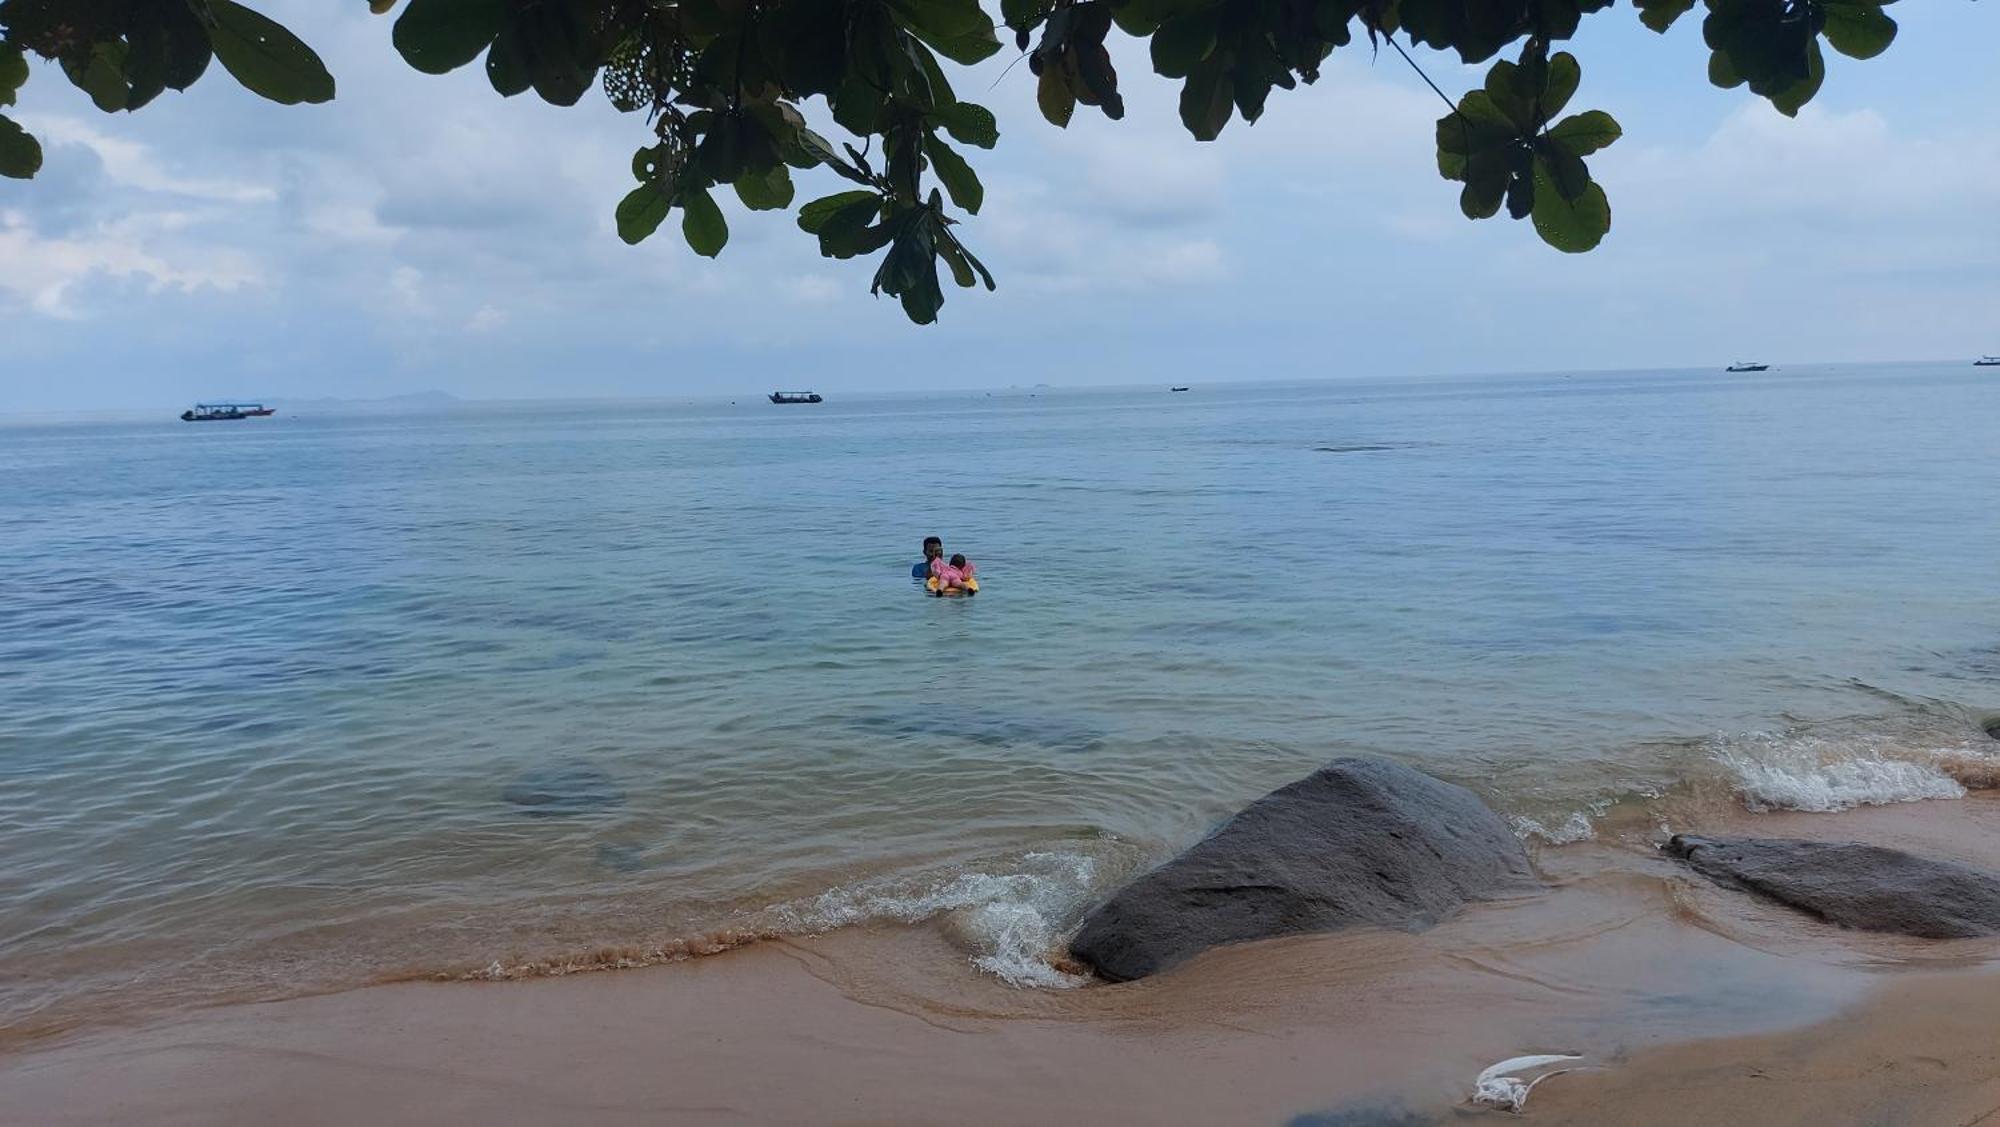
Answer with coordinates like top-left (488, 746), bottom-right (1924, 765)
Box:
top-left (8, 796), bottom-right (2000, 1125)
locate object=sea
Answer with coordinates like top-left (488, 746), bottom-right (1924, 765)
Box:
top-left (4, 363), bottom-right (1998, 1038)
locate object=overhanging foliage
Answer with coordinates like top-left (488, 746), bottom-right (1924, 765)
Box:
top-left (0, 0), bottom-right (1905, 322)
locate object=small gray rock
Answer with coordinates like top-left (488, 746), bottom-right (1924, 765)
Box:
top-left (501, 763), bottom-right (625, 816)
top-left (1667, 834), bottom-right (2000, 939)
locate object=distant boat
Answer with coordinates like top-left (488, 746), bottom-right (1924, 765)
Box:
top-left (1169, 386), bottom-right (1190, 392)
top-left (1976, 356), bottom-right (2000, 367)
top-left (1724, 362), bottom-right (1769, 373)
top-left (180, 402), bottom-right (274, 422)
top-left (768, 391), bottom-right (823, 404)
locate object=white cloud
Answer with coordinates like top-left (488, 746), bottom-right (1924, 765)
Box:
top-left (1, 0), bottom-right (1995, 408)
top-left (24, 116), bottom-right (277, 204)
top-left (0, 210), bottom-right (261, 317)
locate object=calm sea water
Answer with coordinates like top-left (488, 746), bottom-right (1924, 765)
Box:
top-left (4, 365), bottom-right (1999, 1032)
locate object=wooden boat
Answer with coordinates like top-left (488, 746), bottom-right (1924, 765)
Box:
top-left (180, 402), bottom-right (274, 421)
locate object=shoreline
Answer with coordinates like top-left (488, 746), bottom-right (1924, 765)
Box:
top-left (5, 930), bottom-right (1997, 1125)
top-left (10, 795), bottom-right (2000, 1124)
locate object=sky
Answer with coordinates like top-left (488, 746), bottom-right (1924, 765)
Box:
top-left (0, 3), bottom-right (1995, 412)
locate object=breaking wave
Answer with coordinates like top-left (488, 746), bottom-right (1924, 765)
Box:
top-left (1710, 729), bottom-right (1977, 813)
top-left (770, 850), bottom-right (1109, 987)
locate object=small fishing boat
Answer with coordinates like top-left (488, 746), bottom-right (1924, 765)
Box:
top-left (1725, 362), bottom-right (1769, 373)
top-left (1169, 386), bottom-right (1190, 392)
top-left (768, 391), bottom-right (823, 404)
top-left (180, 402), bottom-right (274, 421)
top-left (1976, 356), bottom-right (2000, 367)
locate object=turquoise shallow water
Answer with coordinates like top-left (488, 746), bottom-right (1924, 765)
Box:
top-left (4, 365), bottom-right (1999, 1031)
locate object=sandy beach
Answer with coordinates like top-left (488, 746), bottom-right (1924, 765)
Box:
top-left (9, 795), bottom-right (2000, 1125)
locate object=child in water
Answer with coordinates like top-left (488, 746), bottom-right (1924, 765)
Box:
top-left (931, 552), bottom-right (977, 595)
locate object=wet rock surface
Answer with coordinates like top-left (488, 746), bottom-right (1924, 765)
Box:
top-left (1069, 756), bottom-right (1537, 982)
top-left (1668, 834), bottom-right (2000, 939)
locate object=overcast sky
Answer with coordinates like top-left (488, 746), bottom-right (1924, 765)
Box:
top-left (1, 3), bottom-right (1994, 411)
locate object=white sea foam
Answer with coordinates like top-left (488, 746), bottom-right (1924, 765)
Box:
top-left (772, 850), bottom-right (1103, 987)
top-left (1510, 811), bottom-right (1598, 845)
top-left (1712, 731), bottom-right (1967, 812)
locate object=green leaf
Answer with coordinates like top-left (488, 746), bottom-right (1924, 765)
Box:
top-left (1036, 67), bottom-right (1074, 128)
top-left (0, 46), bottom-right (26, 108)
top-left (64, 41), bottom-right (131, 112)
top-left (819, 205), bottom-right (895, 259)
top-left (1543, 52), bottom-right (1581, 121)
top-left (1635, 0), bottom-right (1697, 33)
top-left (938, 235), bottom-right (995, 291)
top-left (208, 0), bottom-right (335, 105)
top-left (886, 0), bottom-right (1004, 65)
top-left (1074, 37), bottom-right (1125, 120)
top-left (394, 0), bottom-right (507, 75)
top-left (1530, 159), bottom-right (1610, 252)
top-left (0, 112), bottom-right (42, 179)
top-left (931, 100), bottom-right (998, 149)
top-left (799, 190), bottom-right (880, 234)
top-left (125, 1), bottom-right (214, 110)
top-left (1004, 0), bottom-right (1052, 29)
top-left (1822, 2), bottom-right (1897, 60)
top-left (831, 75), bottom-right (887, 135)
top-left (1540, 143), bottom-right (1590, 201)
top-left (1460, 177), bottom-right (1505, 220)
top-left (1482, 58), bottom-right (1535, 133)
top-left (1179, 58), bottom-right (1233, 142)
top-left (616, 182), bottom-right (672, 244)
top-left (922, 134), bottom-right (983, 214)
top-left (680, 186), bottom-right (729, 258)
top-left (1707, 49), bottom-right (1743, 90)
top-left (486, 26), bottom-right (531, 96)
top-left (1151, 11), bottom-right (1218, 78)
top-left (1767, 38), bottom-right (1824, 117)
top-left (734, 164), bottom-right (795, 211)
top-left (1547, 110), bottom-right (1621, 156)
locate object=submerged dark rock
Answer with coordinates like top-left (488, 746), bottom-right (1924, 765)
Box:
top-left (594, 842), bottom-right (649, 872)
top-left (1068, 756), bottom-right (1537, 982)
top-left (1667, 834), bottom-right (2000, 939)
top-left (501, 764), bottom-right (625, 816)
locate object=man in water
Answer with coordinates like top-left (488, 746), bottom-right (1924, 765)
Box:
top-left (912, 535), bottom-right (942, 581)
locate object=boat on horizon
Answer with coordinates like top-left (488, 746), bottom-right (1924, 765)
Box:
top-left (1976, 356), bottom-right (2000, 367)
top-left (180, 403), bottom-right (275, 422)
top-left (1170, 386), bottom-right (1190, 392)
top-left (1725, 362), bottom-right (1770, 373)
top-left (768, 391), bottom-right (823, 404)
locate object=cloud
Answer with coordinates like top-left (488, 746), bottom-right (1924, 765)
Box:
top-left (24, 115), bottom-right (277, 203)
top-left (0, 209), bottom-right (262, 317)
top-left (0, 1), bottom-right (1994, 409)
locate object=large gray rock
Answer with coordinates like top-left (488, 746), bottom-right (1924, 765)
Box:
top-left (1068, 757), bottom-right (1537, 982)
top-left (1667, 835), bottom-right (2000, 939)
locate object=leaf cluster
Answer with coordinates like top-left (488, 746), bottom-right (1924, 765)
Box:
top-left (0, 0), bottom-right (1912, 319)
